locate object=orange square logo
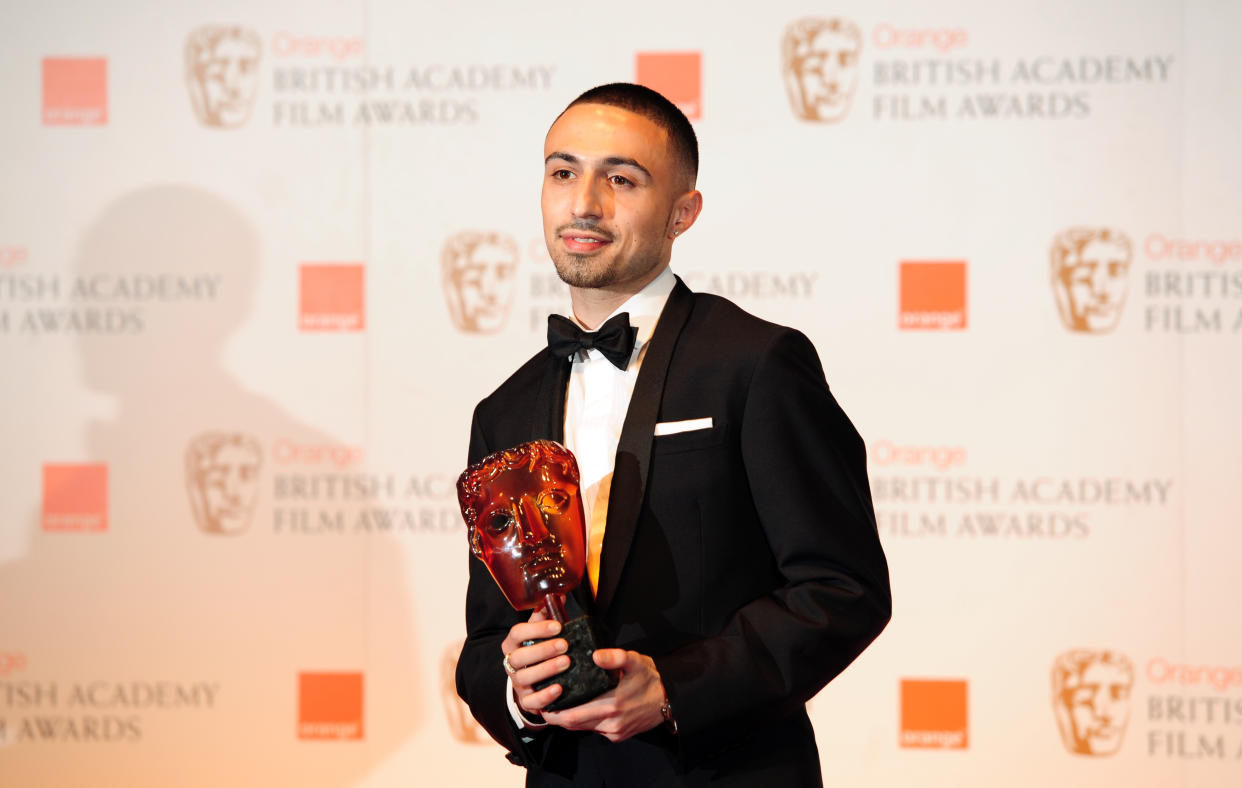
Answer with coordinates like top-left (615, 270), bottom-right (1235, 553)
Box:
top-left (899, 261), bottom-right (967, 330)
top-left (636, 52), bottom-right (702, 120)
top-left (900, 678), bottom-right (968, 749)
top-left (42, 463), bottom-right (108, 532)
top-left (299, 264), bottom-right (365, 332)
top-left (42, 58), bottom-right (108, 126)
top-left (298, 672), bottom-right (363, 740)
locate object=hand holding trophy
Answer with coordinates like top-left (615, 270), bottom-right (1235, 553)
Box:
top-left (457, 440), bottom-right (618, 711)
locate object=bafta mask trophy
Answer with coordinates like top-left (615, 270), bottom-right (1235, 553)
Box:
top-left (457, 439), bottom-right (618, 710)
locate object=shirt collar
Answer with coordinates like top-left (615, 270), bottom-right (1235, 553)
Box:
top-left (572, 266), bottom-right (675, 354)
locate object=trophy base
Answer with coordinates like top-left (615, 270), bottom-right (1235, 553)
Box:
top-left (523, 615), bottom-right (618, 712)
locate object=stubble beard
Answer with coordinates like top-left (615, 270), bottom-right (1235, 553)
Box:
top-left (551, 250), bottom-right (620, 289)
top-left (549, 241), bottom-right (665, 291)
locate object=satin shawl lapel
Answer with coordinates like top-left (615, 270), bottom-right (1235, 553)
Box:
top-left (594, 279), bottom-right (695, 612)
top-left (531, 351), bottom-right (568, 444)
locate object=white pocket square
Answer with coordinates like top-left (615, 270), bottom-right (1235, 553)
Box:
top-left (654, 417), bottom-right (713, 436)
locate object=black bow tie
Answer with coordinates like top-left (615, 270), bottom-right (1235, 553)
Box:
top-left (547, 312), bottom-right (637, 370)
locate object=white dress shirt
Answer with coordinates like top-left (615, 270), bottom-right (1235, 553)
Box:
top-left (506, 265), bottom-right (676, 730)
top-left (564, 266), bottom-right (675, 593)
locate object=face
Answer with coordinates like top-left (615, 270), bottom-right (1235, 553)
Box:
top-left (784, 21), bottom-right (861, 122)
top-left (1053, 656), bottom-right (1133, 755)
top-left (1053, 232), bottom-right (1131, 333)
top-left (201, 443), bottom-right (261, 533)
top-left (542, 103), bottom-right (692, 294)
top-left (188, 29), bottom-right (261, 127)
top-left (459, 443), bottom-right (586, 610)
top-left (1053, 651), bottom-right (1132, 755)
top-left (442, 233), bottom-right (518, 333)
top-left (188, 438), bottom-right (261, 535)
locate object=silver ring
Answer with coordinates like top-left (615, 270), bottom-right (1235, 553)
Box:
top-left (502, 652), bottom-right (518, 676)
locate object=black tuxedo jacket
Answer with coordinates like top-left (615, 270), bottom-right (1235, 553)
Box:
top-left (456, 279), bottom-right (891, 787)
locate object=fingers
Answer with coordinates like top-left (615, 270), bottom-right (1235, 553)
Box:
top-left (518, 679), bottom-right (565, 714)
top-left (512, 643), bottom-right (570, 715)
top-left (591, 648), bottom-right (630, 671)
top-left (501, 618), bottom-right (561, 658)
top-left (501, 618), bottom-right (570, 715)
top-left (542, 690), bottom-right (616, 731)
top-left (544, 650), bottom-right (665, 742)
top-left (513, 644), bottom-right (570, 688)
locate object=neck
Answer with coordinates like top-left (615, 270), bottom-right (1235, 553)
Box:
top-left (568, 264), bottom-right (668, 329)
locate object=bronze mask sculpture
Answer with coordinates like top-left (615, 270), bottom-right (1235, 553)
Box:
top-left (457, 440), bottom-right (616, 709)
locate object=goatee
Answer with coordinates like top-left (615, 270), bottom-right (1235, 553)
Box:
top-left (551, 252), bottom-right (618, 289)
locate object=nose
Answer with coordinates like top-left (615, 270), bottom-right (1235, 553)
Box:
top-left (1093, 690), bottom-right (1115, 721)
top-left (222, 471), bottom-right (241, 502)
top-left (571, 176), bottom-right (604, 221)
top-left (1089, 263), bottom-right (1111, 298)
top-left (477, 269), bottom-right (499, 300)
top-left (515, 497), bottom-right (550, 544)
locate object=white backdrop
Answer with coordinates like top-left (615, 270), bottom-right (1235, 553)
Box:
top-left (2, 1), bottom-right (1240, 785)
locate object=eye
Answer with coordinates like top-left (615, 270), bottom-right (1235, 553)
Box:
top-left (550, 169), bottom-right (574, 181)
top-left (538, 489), bottom-right (570, 515)
top-left (609, 174), bottom-right (633, 187)
top-left (487, 510), bottom-right (513, 534)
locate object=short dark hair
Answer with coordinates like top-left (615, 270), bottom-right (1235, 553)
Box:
top-left (565, 82), bottom-right (699, 187)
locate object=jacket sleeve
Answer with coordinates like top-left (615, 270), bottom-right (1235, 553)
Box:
top-left (651, 328), bottom-right (892, 761)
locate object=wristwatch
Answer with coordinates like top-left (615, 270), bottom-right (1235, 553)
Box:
top-left (660, 694), bottom-right (678, 735)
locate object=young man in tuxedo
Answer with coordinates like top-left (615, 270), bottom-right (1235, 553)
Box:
top-left (456, 83), bottom-right (891, 787)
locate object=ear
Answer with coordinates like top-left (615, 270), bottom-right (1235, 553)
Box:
top-left (667, 190), bottom-right (703, 239)
top-left (468, 527), bottom-right (483, 558)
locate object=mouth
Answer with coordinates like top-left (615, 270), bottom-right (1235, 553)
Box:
top-left (559, 229), bottom-right (612, 254)
top-left (519, 545), bottom-right (565, 575)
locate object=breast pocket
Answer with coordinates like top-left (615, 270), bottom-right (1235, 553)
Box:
top-left (652, 420), bottom-right (728, 455)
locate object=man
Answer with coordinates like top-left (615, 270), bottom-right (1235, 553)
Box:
top-left (456, 83), bottom-right (890, 786)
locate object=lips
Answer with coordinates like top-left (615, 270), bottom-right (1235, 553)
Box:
top-left (559, 228), bottom-right (612, 254)
top-left (520, 545), bottom-right (562, 568)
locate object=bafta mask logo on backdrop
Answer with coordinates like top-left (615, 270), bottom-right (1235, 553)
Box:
top-left (635, 52), bottom-right (702, 120)
top-left (1050, 228), bottom-right (1133, 334)
top-left (782, 18), bottom-right (862, 123)
top-left (42, 463), bottom-right (109, 532)
top-left (298, 672), bottom-right (364, 740)
top-left (441, 231), bottom-right (519, 333)
top-left (1051, 649), bottom-right (1134, 756)
top-left (899, 678), bottom-right (969, 749)
top-left (185, 432), bottom-right (262, 536)
top-left (185, 25), bottom-right (262, 129)
top-left (440, 641), bottom-right (489, 745)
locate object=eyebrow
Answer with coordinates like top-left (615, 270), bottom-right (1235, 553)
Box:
top-left (545, 152), bottom-right (652, 180)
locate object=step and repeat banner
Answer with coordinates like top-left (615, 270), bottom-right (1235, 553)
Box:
top-left (1, 0), bottom-right (1239, 785)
